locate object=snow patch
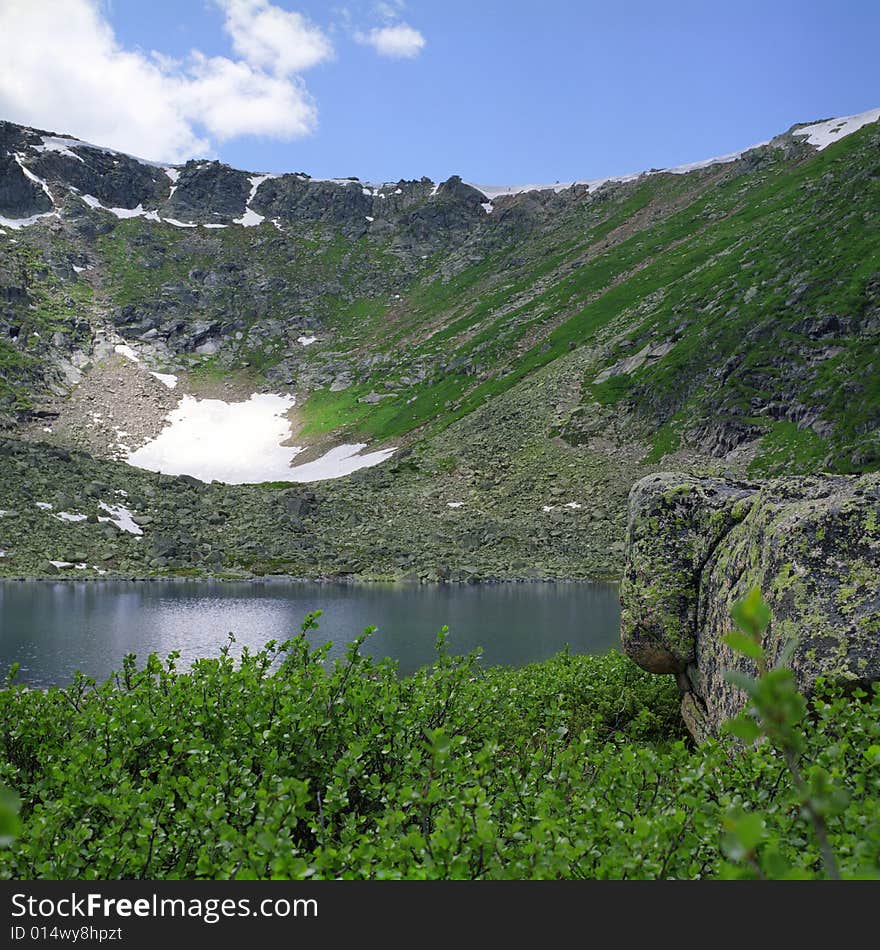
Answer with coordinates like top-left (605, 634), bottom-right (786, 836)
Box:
top-left (164, 167), bottom-right (180, 183)
top-left (126, 392), bottom-right (394, 484)
top-left (0, 211), bottom-right (58, 230)
top-left (234, 174), bottom-right (270, 227)
top-left (792, 107), bottom-right (880, 150)
top-left (163, 217), bottom-right (197, 228)
top-left (82, 194), bottom-right (161, 221)
top-left (114, 343), bottom-right (139, 363)
top-left (481, 202), bottom-right (494, 214)
top-left (15, 155), bottom-right (53, 201)
top-left (446, 502), bottom-right (464, 508)
top-left (127, 393), bottom-right (298, 483)
top-left (55, 512), bottom-right (88, 523)
top-left (35, 136), bottom-right (85, 163)
top-left (234, 208), bottom-right (265, 227)
top-left (98, 502), bottom-right (142, 535)
top-left (149, 371), bottom-right (178, 389)
top-left (287, 444), bottom-right (397, 483)
top-left (297, 335), bottom-right (317, 346)
top-left (35, 502), bottom-right (53, 510)
top-left (49, 560), bottom-right (73, 569)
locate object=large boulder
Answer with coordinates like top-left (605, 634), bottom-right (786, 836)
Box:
top-left (621, 472), bottom-right (880, 741)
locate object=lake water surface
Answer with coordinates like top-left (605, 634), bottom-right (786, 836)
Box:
top-left (0, 579), bottom-right (620, 686)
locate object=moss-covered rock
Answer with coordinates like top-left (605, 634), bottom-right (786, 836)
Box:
top-left (621, 472), bottom-right (880, 739)
top-left (620, 473), bottom-right (757, 674)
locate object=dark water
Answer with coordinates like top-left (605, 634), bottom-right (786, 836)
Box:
top-left (0, 579), bottom-right (620, 686)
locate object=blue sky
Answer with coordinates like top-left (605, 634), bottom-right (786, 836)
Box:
top-left (1, 1), bottom-right (878, 184)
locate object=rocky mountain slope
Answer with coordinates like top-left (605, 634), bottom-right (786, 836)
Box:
top-left (1, 109), bottom-right (878, 580)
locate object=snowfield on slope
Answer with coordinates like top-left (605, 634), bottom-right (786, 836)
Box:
top-left (125, 393), bottom-right (395, 484)
top-left (792, 107), bottom-right (880, 150)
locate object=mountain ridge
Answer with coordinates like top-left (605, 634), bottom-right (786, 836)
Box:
top-left (3, 106), bottom-right (878, 230)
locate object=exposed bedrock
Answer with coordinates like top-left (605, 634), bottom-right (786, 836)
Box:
top-left (620, 472), bottom-right (880, 740)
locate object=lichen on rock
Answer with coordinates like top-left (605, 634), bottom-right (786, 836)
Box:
top-left (621, 472), bottom-right (880, 739)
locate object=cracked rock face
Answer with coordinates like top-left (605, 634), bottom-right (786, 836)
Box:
top-left (620, 472), bottom-right (880, 740)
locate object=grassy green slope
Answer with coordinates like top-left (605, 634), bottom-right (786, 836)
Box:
top-left (292, 126), bottom-right (880, 473)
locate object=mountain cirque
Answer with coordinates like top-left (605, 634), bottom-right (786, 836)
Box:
top-left (0, 109), bottom-right (878, 581)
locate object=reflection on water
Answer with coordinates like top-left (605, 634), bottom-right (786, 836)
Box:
top-left (0, 579), bottom-right (620, 686)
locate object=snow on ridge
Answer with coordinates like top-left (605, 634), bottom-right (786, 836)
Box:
top-left (792, 107), bottom-right (880, 150)
top-left (468, 172), bottom-right (643, 200)
top-left (467, 111), bottom-right (877, 199)
top-left (663, 148), bottom-right (755, 175)
top-left (5, 107), bottom-right (876, 235)
top-left (35, 136), bottom-right (85, 163)
top-left (467, 106), bottom-right (879, 200)
top-left (28, 132), bottom-right (171, 170)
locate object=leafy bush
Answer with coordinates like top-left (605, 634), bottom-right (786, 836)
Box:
top-left (0, 617), bottom-right (877, 879)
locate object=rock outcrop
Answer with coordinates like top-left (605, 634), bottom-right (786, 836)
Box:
top-left (621, 472), bottom-right (880, 741)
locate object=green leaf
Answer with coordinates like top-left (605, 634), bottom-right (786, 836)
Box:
top-left (731, 811), bottom-right (765, 851)
top-left (722, 631), bottom-right (764, 661)
top-left (0, 786), bottom-right (21, 848)
top-left (731, 588), bottom-right (771, 638)
top-left (723, 714), bottom-right (761, 743)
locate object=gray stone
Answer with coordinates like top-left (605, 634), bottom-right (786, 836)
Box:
top-left (621, 472), bottom-right (880, 740)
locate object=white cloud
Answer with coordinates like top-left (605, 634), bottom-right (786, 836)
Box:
top-left (374, 1), bottom-right (405, 19)
top-left (217, 0), bottom-right (333, 75)
top-left (177, 53), bottom-right (317, 141)
top-left (357, 22), bottom-right (426, 58)
top-left (0, 0), bottom-right (330, 163)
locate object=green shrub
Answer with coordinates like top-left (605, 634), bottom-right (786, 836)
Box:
top-left (0, 616), bottom-right (877, 879)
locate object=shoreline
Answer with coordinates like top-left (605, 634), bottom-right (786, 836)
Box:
top-left (0, 572), bottom-right (621, 587)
